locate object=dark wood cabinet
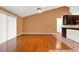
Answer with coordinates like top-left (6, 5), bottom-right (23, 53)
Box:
top-left (63, 15), bottom-right (79, 25)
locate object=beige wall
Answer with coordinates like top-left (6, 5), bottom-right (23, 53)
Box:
top-left (22, 6), bottom-right (69, 33)
top-left (0, 7), bottom-right (23, 35)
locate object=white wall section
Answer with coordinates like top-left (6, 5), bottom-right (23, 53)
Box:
top-left (57, 17), bottom-right (63, 33)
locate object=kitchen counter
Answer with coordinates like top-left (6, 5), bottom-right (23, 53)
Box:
top-left (62, 25), bottom-right (79, 29)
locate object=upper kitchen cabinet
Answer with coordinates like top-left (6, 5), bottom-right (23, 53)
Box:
top-left (63, 15), bottom-right (79, 25)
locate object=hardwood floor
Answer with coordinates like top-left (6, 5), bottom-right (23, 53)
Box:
top-left (16, 34), bottom-right (72, 52)
top-left (0, 34), bottom-right (72, 52)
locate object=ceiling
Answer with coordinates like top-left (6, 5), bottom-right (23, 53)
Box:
top-left (2, 6), bottom-right (61, 17)
top-left (2, 6), bottom-right (79, 17)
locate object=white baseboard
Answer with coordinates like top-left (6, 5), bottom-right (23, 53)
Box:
top-left (22, 33), bottom-right (58, 34)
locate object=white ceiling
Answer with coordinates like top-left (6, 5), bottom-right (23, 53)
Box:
top-left (2, 6), bottom-right (61, 17)
top-left (2, 6), bottom-right (79, 17)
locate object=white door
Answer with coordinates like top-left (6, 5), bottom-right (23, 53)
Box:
top-left (0, 12), bottom-right (16, 51)
top-left (0, 13), bottom-right (2, 44)
top-left (8, 15), bottom-right (16, 40)
top-left (0, 12), bottom-right (8, 51)
top-left (0, 13), bottom-right (8, 44)
top-left (7, 16), bottom-right (16, 51)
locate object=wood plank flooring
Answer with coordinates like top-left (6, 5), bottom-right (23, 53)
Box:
top-left (0, 34), bottom-right (72, 52)
top-left (16, 34), bottom-right (72, 52)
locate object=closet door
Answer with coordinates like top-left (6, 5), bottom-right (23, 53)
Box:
top-left (7, 15), bottom-right (16, 51)
top-left (0, 13), bottom-right (2, 51)
top-left (0, 12), bottom-right (8, 51)
top-left (0, 13), bottom-right (2, 45)
top-left (8, 16), bottom-right (16, 40)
